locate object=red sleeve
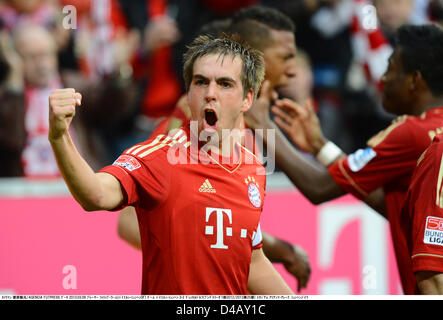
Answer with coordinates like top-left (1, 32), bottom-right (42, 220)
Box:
top-left (328, 117), bottom-right (418, 199)
top-left (99, 137), bottom-right (172, 210)
top-left (407, 137), bottom-right (443, 273)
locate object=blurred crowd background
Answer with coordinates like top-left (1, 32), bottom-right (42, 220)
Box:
top-left (0, 0), bottom-right (442, 179)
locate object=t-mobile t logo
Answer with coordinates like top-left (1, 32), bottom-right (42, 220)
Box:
top-left (205, 208), bottom-right (233, 249)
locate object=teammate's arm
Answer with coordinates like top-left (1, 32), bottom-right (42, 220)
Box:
top-left (117, 207), bottom-right (142, 250)
top-left (245, 88), bottom-right (344, 204)
top-left (271, 98), bottom-right (388, 215)
top-left (258, 120), bottom-right (346, 204)
top-left (247, 248), bottom-right (294, 295)
top-left (48, 88), bottom-right (124, 211)
top-left (262, 232), bottom-right (310, 292)
top-left (246, 95), bottom-right (387, 215)
top-left (416, 271), bottom-right (443, 294)
top-left (275, 115), bottom-right (388, 215)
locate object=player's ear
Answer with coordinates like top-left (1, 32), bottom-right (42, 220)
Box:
top-left (408, 70), bottom-right (427, 94)
top-left (241, 89), bottom-right (254, 113)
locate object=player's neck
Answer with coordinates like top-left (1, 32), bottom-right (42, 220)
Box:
top-left (212, 117), bottom-right (245, 156)
top-left (205, 133), bottom-right (239, 154)
top-left (199, 138), bottom-right (241, 166)
top-left (420, 95), bottom-right (443, 115)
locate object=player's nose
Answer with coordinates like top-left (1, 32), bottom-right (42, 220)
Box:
top-left (205, 81), bottom-right (217, 102)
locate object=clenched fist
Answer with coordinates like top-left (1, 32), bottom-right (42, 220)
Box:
top-left (48, 88), bottom-right (82, 141)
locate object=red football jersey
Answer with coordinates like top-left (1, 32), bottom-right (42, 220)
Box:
top-left (401, 133), bottom-right (443, 276)
top-left (100, 125), bottom-right (266, 295)
top-left (328, 107), bottom-right (443, 294)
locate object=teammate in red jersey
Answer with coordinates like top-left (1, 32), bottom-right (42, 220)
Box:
top-left (401, 133), bottom-right (443, 294)
top-left (245, 24), bottom-right (443, 294)
top-left (48, 35), bottom-right (293, 295)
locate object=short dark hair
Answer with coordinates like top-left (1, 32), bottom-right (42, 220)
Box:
top-left (231, 5), bottom-right (295, 32)
top-left (183, 35), bottom-right (265, 99)
top-left (229, 5), bottom-right (295, 50)
top-left (196, 18), bottom-right (232, 38)
top-left (396, 24), bottom-right (443, 95)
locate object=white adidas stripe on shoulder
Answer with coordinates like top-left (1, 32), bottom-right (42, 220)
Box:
top-left (125, 130), bottom-right (190, 158)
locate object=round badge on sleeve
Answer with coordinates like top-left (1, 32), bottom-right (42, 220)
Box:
top-left (245, 176), bottom-right (261, 208)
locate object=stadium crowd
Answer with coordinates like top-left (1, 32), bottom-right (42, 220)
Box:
top-left (1, 0), bottom-right (442, 177)
top-left (1, 0), bottom-right (443, 295)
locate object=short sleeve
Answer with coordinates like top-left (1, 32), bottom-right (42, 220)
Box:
top-left (328, 117), bottom-right (418, 200)
top-left (99, 138), bottom-right (172, 210)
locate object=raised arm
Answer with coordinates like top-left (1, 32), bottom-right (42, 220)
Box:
top-left (48, 88), bottom-right (124, 211)
top-left (270, 98), bottom-right (387, 216)
top-left (244, 92), bottom-right (345, 204)
top-left (270, 122), bottom-right (346, 204)
top-left (245, 94), bottom-right (387, 216)
top-left (244, 83), bottom-right (343, 204)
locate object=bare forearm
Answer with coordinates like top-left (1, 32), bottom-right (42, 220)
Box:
top-left (48, 88), bottom-right (124, 211)
top-left (247, 249), bottom-right (294, 295)
top-left (416, 271), bottom-right (443, 294)
top-left (117, 207), bottom-right (142, 250)
top-left (50, 133), bottom-right (122, 211)
top-left (262, 120), bottom-right (345, 204)
top-left (363, 188), bottom-right (387, 218)
top-left (262, 232), bottom-right (292, 263)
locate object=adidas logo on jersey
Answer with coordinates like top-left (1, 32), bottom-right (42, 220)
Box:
top-left (199, 179), bottom-right (216, 193)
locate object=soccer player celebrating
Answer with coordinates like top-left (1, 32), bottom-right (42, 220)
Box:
top-left (118, 7), bottom-right (312, 293)
top-left (245, 24), bottom-right (443, 294)
top-left (48, 35), bottom-right (294, 295)
top-left (401, 133), bottom-right (443, 294)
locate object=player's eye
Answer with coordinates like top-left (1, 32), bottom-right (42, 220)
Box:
top-left (219, 81), bottom-right (232, 88)
top-left (194, 78), bottom-right (207, 86)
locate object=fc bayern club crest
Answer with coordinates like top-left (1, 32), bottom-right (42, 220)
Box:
top-left (247, 182), bottom-right (261, 208)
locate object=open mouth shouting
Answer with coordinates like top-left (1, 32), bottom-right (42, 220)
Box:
top-left (203, 108), bottom-right (219, 130)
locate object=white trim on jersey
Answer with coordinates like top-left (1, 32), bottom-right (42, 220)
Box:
top-left (252, 223), bottom-right (263, 248)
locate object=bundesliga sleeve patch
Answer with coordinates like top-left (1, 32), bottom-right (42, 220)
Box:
top-left (113, 155), bottom-right (141, 171)
top-left (424, 216), bottom-right (443, 246)
top-left (347, 147), bottom-right (377, 172)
